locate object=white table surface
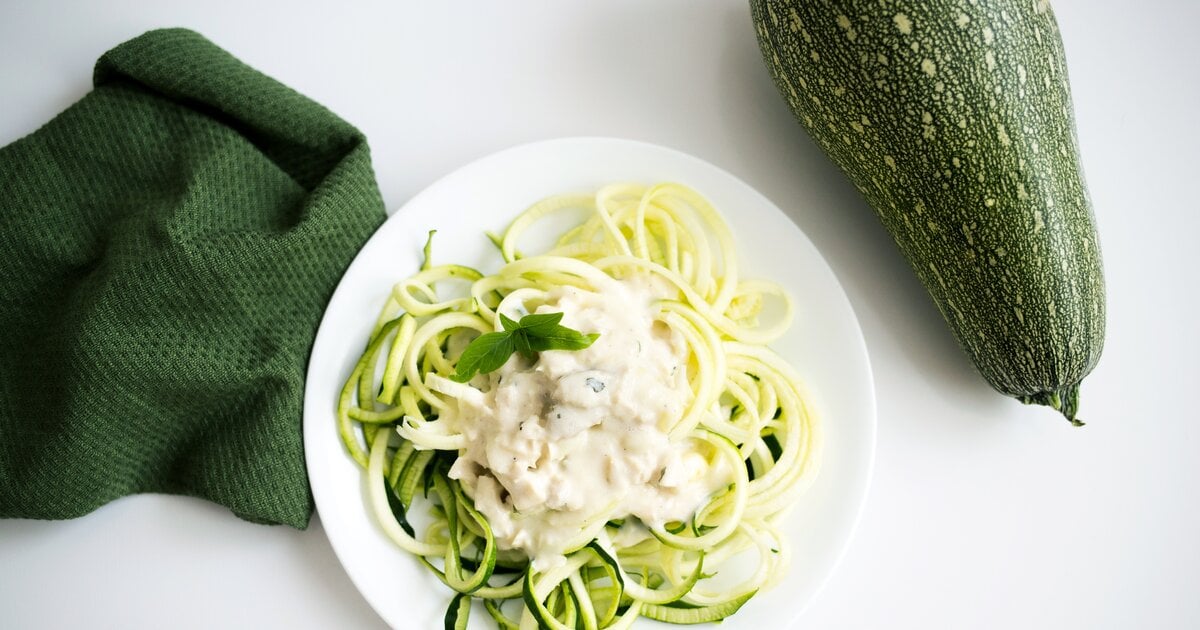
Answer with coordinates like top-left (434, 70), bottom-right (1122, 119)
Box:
top-left (2, 1), bottom-right (1197, 628)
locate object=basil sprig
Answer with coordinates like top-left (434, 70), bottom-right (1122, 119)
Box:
top-left (450, 312), bottom-right (599, 382)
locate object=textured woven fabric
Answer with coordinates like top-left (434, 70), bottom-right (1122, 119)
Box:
top-left (0, 28), bottom-right (385, 528)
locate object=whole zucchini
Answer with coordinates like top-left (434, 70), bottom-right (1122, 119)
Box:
top-left (750, 0), bottom-right (1104, 424)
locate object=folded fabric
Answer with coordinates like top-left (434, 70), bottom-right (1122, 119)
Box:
top-left (0, 28), bottom-right (386, 528)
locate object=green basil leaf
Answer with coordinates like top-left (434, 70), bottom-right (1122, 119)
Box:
top-left (448, 311), bottom-right (597, 382)
top-left (527, 329), bottom-right (600, 352)
top-left (513, 330), bottom-right (535, 360)
top-left (450, 332), bottom-right (515, 382)
top-left (517, 312), bottom-right (564, 336)
top-left (499, 312), bottom-right (522, 332)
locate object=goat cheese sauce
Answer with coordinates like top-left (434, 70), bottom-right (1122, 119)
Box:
top-left (445, 275), bottom-right (729, 568)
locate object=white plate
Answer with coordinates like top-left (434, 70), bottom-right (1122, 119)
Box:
top-left (304, 137), bottom-right (876, 628)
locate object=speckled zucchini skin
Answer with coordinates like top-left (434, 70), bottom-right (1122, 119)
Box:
top-left (751, 0), bottom-right (1105, 423)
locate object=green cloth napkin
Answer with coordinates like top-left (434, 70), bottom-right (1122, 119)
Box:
top-left (0, 28), bottom-right (385, 528)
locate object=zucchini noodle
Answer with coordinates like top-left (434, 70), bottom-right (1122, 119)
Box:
top-left (338, 182), bottom-right (821, 628)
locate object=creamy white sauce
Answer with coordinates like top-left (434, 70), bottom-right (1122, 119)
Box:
top-left (444, 275), bottom-right (729, 568)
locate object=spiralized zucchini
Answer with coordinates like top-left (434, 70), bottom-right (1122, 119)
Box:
top-left (338, 182), bottom-right (821, 628)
